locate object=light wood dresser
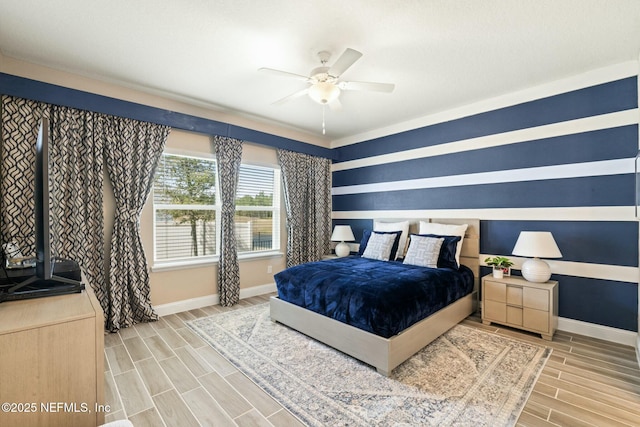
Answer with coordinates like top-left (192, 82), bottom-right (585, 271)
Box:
top-left (482, 274), bottom-right (558, 340)
top-left (0, 288), bottom-right (105, 427)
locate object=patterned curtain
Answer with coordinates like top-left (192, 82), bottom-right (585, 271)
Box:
top-left (213, 136), bottom-right (243, 306)
top-left (103, 116), bottom-right (170, 331)
top-left (277, 149), bottom-right (332, 267)
top-left (0, 96), bottom-right (107, 307)
top-left (48, 105), bottom-right (107, 305)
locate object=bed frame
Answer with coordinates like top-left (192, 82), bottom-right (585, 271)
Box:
top-left (270, 218), bottom-right (480, 376)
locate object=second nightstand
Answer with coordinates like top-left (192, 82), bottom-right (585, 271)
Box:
top-left (482, 274), bottom-right (558, 340)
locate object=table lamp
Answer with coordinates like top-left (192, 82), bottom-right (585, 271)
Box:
top-left (331, 225), bottom-right (355, 257)
top-left (512, 231), bottom-right (562, 282)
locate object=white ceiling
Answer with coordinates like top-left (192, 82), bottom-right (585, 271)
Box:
top-left (1, 0), bottom-right (639, 143)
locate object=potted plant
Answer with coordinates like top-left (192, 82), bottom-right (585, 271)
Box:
top-left (484, 256), bottom-right (514, 279)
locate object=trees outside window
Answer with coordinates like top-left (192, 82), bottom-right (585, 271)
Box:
top-left (153, 153), bottom-right (280, 264)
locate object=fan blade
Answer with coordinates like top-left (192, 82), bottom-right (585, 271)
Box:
top-left (272, 88), bottom-right (309, 105)
top-left (329, 98), bottom-right (342, 111)
top-left (258, 67), bottom-right (311, 82)
top-left (338, 81), bottom-right (395, 93)
top-left (328, 48), bottom-right (363, 77)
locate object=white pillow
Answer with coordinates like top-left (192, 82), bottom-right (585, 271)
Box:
top-left (403, 236), bottom-right (444, 268)
top-left (362, 231), bottom-right (397, 261)
top-left (374, 220), bottom-right (410, 260)
top-left (418, 221), bottom-right (468, 267)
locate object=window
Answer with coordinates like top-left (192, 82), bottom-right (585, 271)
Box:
top-left (153, 153), bottom-right (280, 265)
top-left (153, 153), bottom-right (219, 263)
top-left (235, 164), bottom-right (280, 254)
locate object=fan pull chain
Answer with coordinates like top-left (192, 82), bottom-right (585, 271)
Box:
top-left (322, 105), bottom-right (326, 135)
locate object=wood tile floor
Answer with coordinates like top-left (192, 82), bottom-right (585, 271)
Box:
top-left (103, 293), bottom-right (640, 426)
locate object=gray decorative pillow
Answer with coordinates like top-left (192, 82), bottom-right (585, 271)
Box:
top-left (403, 236), bottom-right (444, 268)
top-left (361, 232), bottom-right (397, 261)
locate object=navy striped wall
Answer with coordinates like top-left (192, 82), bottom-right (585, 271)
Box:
top-left (334, 78), bottom-right (636, 162)
top-left (332, 76), bottom-right (639, 332)
top-left (333, 126), bottom-right (636, 187)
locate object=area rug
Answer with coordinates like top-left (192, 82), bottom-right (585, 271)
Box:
top-left (187, 304), bottom-right (550, 427)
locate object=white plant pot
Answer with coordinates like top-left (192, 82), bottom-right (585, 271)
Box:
top-left (492, 268), bottom-right (504, 279)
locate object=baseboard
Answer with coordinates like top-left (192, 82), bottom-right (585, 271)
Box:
top-left (239, 282), bottom-right (277, 299)
top-left (154, 294), bottom-right (219, 317)
top-left (558, 317), bottom-right (637, 347)
top-left (154, 283), bottom-right (277, 317)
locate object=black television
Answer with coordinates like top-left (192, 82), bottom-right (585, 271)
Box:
top-left (34, 116), bottom-right (53, 280)
top-left (2, 117), bottom-right (83, 299)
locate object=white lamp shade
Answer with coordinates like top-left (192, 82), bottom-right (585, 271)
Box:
top-left (331, 225), bottom-right (355, 257)
top-left (512, 231), bottom-right (562, 258)
top-left (309, 82), bottom-right (341, 104)
top-left (512, 231), bottom-right (562, 283)
top-left (331, 225), bottom-right (355, 242)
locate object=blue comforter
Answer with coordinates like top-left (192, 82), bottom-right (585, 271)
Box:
top-left (274, 256), bottom-right (474, 338)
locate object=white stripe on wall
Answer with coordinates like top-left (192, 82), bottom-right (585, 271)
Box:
top-left (332, 109), bottom-right (638, 172)
top-left (331, 206), bottom-right (635, 222)
top-left (480, 254), bottom-right (637, 283)
top-left (332, 158), bottom-right (633, 195)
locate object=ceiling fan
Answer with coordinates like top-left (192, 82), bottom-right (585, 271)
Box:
top-left (259, 48), bottom-right (395, 133)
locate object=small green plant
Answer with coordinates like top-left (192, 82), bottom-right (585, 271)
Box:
top-left (484, 256), bottom-right (514, 269)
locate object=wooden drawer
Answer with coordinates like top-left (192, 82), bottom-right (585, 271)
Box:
top-left (506, 285), bottom-right (523, 306)
top-left (506, 306), bottom-right (523, 326)
top-left (484, 280), bottom-right (506, 302)
top-left (524, 287), bottom-right (549, 311)
top-left (524, 308), bottom-right (549, 333)
top-left (484, 299), bottom-right (506, 323)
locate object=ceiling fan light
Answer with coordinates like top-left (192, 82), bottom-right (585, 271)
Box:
top-left (308, 82), bottom-right (341, 104)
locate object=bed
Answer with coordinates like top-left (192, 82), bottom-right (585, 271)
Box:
top-left (270, 218), bottom-right (480, 376)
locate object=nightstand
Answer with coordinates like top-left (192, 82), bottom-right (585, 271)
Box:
top-left (482, 274), bottom-right (558, 340)
top-left (322, 254), bottom-right (338, 260)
